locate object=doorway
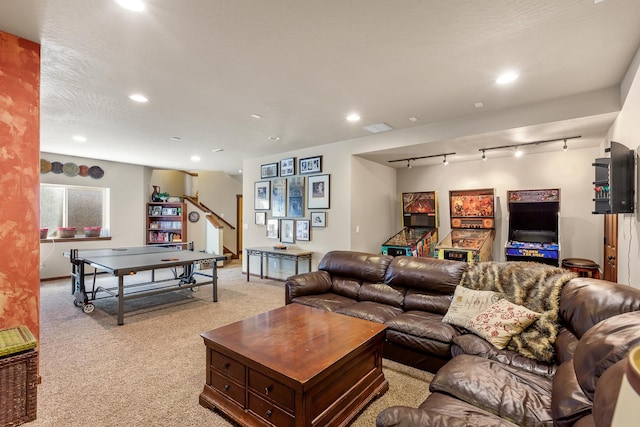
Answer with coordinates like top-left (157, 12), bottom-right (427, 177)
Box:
top-left (603, 214), bottom-right (618, 282)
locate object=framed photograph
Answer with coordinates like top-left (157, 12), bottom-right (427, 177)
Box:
top-left (150, 206), bottom-right (162, 216)
top-left (299, 155), bottom-right (322, 175)
top-left (266, 218), bottom-right (279, 239)
top-left (311, 212), bottom-right (326, 227)
top-left (254, 180), bottom-right (271, 210)
top-left (307, 174), bottom-right (330, 209)
top-left (281, 219), bottom-right (295, 244)
top-left (296, 219), bottom-right (310, 241)
top-left (280, 157), bottom-right (296, 177)
top-left (287, 177), bottom-right (305, 218)
top-left (161, 207), bottom-right (178, 216)
top-left (261, 162), bottom-right (278, 179)
top-left (271, 178), bottom-right (287, 217)
top-left (255, 211), bottom-right (266, 225)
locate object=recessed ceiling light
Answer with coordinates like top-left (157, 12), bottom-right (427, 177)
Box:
top-left (496, 72), bottom-right (519, 85)
top-left (191, 155), bottom-right (201, 162)
top-left (72, 135), bottom-right (87, 142)
top-left (116, 0), bottom-right (145, 12)
top-left (346, 113), bottom-right (361, 122)
top-left (211, 148), bottom-right (224, 153)
top-left (474, 102), bottom-right (484, 108)
top-left (268, 136), bottom-right (280, 141)
top-left (129, 93), bottom-right (148, 103)
top-left (408, 117), bottom-right (418, 122)
top-left (238, 169), bottom-right (243, 174)
top-left (170, 136), bottom-right (181, 141)
top-left (250, 114), bottom-right (262, 119)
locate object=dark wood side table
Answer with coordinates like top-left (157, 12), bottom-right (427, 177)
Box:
top-left (199, 304), bottom-right (388, 426)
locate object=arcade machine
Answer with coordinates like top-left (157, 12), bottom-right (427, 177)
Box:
top-left (434, 188), bottom-right (495, 264)
top-left (504, 189), bottom-right (560, 266)
top-left (381, 191), bottom-right (439, 257)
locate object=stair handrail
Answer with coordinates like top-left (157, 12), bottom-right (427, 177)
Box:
top-left (183, 196), bottom-right (236, 230)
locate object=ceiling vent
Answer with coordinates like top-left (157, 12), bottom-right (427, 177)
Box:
top-left (363, 123), bottom-right (394, 133)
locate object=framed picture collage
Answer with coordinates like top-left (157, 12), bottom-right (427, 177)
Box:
top-left (255, 155), bottom-right (329, 244)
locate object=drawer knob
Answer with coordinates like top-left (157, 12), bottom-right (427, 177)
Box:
top-left (224, 384), bottom-right (230, 391)
top-left (223, 363), bottom-right (230, 370)
top-left (265, 385), bottom-right (272, 395)
top-left (265, 410), bottom-right (273, 418)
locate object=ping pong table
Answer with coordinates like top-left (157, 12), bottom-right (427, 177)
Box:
top-left (65, 243), bottom-right (225, 325)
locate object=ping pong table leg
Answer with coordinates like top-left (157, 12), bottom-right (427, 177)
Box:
top-left (117, 276), bottom-right (125, 325)
top-left (212, 264), bottom-right (218, 302)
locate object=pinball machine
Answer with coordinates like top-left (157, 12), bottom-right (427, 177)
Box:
top-left (504, 188), bottom-right (560, 266)
top-left (434, 188), bottom-right (495, 264)
top-left (381, 191), bottom-right (438, 257)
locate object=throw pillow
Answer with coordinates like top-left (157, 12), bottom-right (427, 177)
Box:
top-left (442, 286), bottom-right (501, 328)
top-left (465, 299), bottom-right (541, 349)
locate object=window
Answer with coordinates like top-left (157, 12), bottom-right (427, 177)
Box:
top-left (40, 184), bottom-right (110, 237)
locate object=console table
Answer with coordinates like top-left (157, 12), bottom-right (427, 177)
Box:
top-left (245, 247), bottom-right (313, 281)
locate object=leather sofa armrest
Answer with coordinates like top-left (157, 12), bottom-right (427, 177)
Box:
top-left (284, 270), bottom-right (332, 304)
top-left (452, 334), bottom-right (557, 378)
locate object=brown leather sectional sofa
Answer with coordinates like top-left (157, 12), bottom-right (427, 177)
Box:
top-left (284, 250), bottom-right (640, 427)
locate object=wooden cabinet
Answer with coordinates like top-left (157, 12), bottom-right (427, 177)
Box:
top-left (146, 202), bottom-right (187, 244)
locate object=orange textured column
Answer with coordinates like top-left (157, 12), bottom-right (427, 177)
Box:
top-left (0, 31), bottom-right (41, 339)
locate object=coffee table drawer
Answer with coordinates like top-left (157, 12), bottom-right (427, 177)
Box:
top-left (211, 370), bottom-right (245, 406)
top-left (248, 392), bottom-right (294, 427)
top-left (249, 369), bottom-right (295, 411)
top-left (211, 350), bottom-right (245, 383)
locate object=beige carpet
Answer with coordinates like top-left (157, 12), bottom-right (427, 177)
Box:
top-left (30, 262), bottom-right (432, 426)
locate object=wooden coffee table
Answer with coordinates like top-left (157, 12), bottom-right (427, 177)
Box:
top-left (199, 304), bottom-right (388, 427)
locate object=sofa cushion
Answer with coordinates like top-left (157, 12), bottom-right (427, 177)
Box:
top-left (559, 278), bottom-right (640, 338)
top-left (451, 334), bottom-right (557, 379)
top-left (592, 358), bottom-right (626, 427)
top-left (331, 276), bottom-right (361, 299)
top-left (429, 354), bottom-right (554, 426)
top-left (318, 250), bottom-right (392, 283)
top-left (442, 286), bottom-right (501, 328)
top-left (551, 360), bottom-right (592, 427)
top-left (386, 311), bottom-right (460, 343)
top-left (335, 301), bottom-right (403, 324)
top-left (384, 256), bottom-right (468, 293)
top-left (376, 392), bottom-right (519, 427)
top-left (403, 289), bottom-right (452, 314)
top-left (555, 328), bottom-right (579, 364)
top-left (358, 282), bottom-right (405, 308)
top-left (573, 311), bottom-right (640, 400)
top-left (385, 330), bottom-right (453, 359)
top-left (465, 299), bottom-right (541, 350)
top-left (290, 294), bottom-right (357, 312)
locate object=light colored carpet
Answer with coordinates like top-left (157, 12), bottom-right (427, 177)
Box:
top-left (30, 262), bottom-right (432, 426)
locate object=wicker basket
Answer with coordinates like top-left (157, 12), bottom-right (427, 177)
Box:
top-left (84, 227), bottom-right (101, 237)
top-left (0, 350), bottom-right (38, 425)
top-left (0, 326), bottom-right (38, 426)
top-left (56, 227), bottom-right (76, 238)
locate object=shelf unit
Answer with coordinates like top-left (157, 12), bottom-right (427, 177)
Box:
top-left (592, 141), bottom-right (635, 215)
top-left (146, 202), bottom-right (187, 244)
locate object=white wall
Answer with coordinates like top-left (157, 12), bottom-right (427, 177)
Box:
top-left (196, 171), bottom-right (242, 254)
top-left (40, 153), bottom-right (148, 279)
top-left (242, 142), bottom-right (397, 276)
top-left (396, 147), bottom-right (603, 264)
top-left (605, 50), bottom-right (640, 287)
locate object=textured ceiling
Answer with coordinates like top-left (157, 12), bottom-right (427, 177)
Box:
top-left (1, 0), bottom-right (640, 174)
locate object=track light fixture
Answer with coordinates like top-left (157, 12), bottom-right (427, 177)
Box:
top-left (482, 150), bottom-right (487, 161)
top-left (479, 135), bottom-right (581, 161)
top-left (388, 152), bottom-right (456, 167)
